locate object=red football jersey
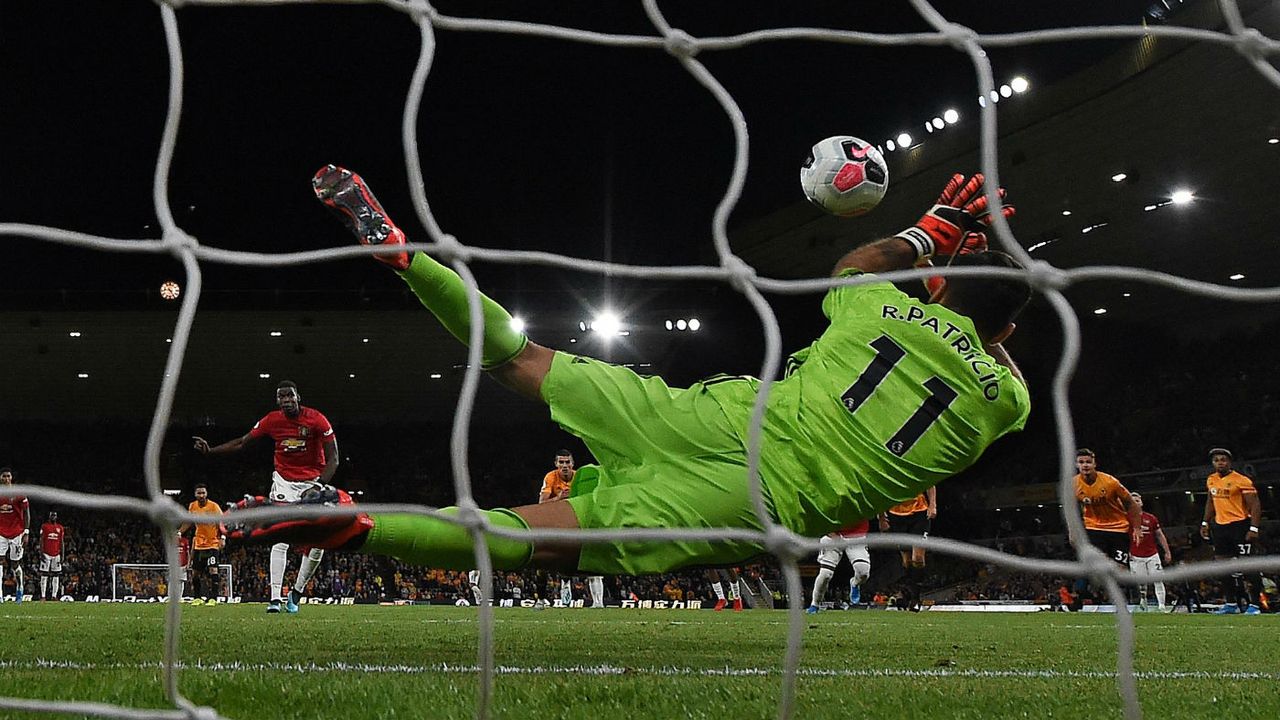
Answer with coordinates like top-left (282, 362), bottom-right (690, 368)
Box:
top-left (248, 407), bottom-right (336, 480)
top-left (836, 519), bottom-right (870, 538)
top-left (0, 495), bottom-right (28, 538)
top-left (1129, 511), bottom-right (1162, 558)
top-left (40, 522), bottom-right (64, 556)
top-left (178, 535), bottom-right (191, 568)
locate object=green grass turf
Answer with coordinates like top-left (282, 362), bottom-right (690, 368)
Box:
top-left (0, 603), bottom-right (1276, 719)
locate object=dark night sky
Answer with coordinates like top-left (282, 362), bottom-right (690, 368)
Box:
top-left (3, 0), bottom-right (1156, 300)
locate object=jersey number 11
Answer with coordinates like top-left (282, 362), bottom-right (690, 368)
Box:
top-left (841, 334), bottom-right (958, 457)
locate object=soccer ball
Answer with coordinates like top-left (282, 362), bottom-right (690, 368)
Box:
top-left (799, 136), bottom-right (889, 217)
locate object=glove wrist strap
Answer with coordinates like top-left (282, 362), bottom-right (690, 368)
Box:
top-left (894, 227), bottom-right (935, 260)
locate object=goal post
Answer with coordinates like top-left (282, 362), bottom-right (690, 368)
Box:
top-left (110, 563), bottom-right (234, 601)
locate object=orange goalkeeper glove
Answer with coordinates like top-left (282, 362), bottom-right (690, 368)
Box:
top-left (895, 172), bottom-right (1015, 260)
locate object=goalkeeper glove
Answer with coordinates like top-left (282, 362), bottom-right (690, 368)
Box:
top-left (895, 172), bottom-right (1015, 260)
top-left (224, 485), bottom-right (373, 551)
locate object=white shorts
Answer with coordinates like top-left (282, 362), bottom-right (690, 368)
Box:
top-left (39, 553), bottom-right (62, 573)
top-left (0, 534), bottom-right (23, 562)
top-left (270, 472), bottom-right (322, 503)
top-left (816, 533), bottom-right (870, 570)
top-left (1128, 553), bottom-right (1163, 576)
top-left (468, 570), bottom-right (480, 585)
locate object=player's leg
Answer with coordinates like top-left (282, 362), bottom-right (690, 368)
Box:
top-left (10, 542), bottom-right (24, 603)
top-left (846, 544), bottom-right (871, 606)
top-left (39, 554), bottom-right (48, 600)
top-left (312, 165), bottom-right (544, 399)
top-left (706, 569), bottom-right (727, 611)
top-left (1128, 555), bottom-right (1147, 609)
top-left (288, 548), bottom-right (324, 613)
top-left (588, 576), bottom-right (604, 607)
top-left (51, 560), bottom-right (61, 599)
top-left (269, 544), bottom-right (288, 612)
top-left (721, 568), bottom-right (743, 611)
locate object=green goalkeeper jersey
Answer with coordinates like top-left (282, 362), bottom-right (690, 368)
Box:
top-left (710, 270), bottom-right (1030, 539)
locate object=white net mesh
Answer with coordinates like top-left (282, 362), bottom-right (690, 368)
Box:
top-left (3, 1), bottom-right (1280, 719)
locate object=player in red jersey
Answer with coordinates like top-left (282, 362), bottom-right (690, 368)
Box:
top-left (808, 519), bottom-right (871, 613)
top-left (38, 511), bottom-right (65, 601)
top-left (0, 468), bottom-right (30, 603)
top-left (177, 532), bottom-right (192, 599)
top-left (193, 381), bottom-right (339, 613)
top-left (1126, 493), bottom-right (1171, 611)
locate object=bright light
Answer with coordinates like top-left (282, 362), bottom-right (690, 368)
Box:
top-left (77, 373), bottom-right (89, 379)
top-left (362, 338), bottom-right (369, 343)
top-left (943, 109), bottom-right (959, 124)
top-left (931, 117), bottom-right (944, 130)
top-left (68, 331), bottom-right (81, 337)
top-left (509, 316), bottom-right (526, 333)
top-left (1170, 189), bottom-right (1194, 205)
top-left (688, 318), bottom-right (701, 331)
top-left (258, 373), bottom-right (270, 379)
top-left (1144, 204), bottom-right (1158, 212)
top-left (664, 320), bottom-right (673, 331)
top-left (885, 139), bottom-right (896, 152)
top-left (978, 96), bottom-right (987, 108)
top-left (676, 319), bottom-right (687, 331)
top-left (999, 84), bottom-right (1013, 98)
top-left (1229, 273), bottom-right (1246, 281)
top-left (924, 122), bottom-right (934, 134)
top-left (1111, 172), bottom-right (1127, 182)
top-left (1269, 138), bottom-right (1279, 144)
top-left (269, 331), bottom-right (282, 337)
top-left (1010, 76), bottom-right (1029, 93)
top-left (578, 321), bottom-right (588, 332)
top-left (593, 312), bottom-right (621, 336)
top-left (165, 338), bottom-right (172, 343)
top-left (1122, 292), bottom-right (1132, 297)
top-left (1061, 210), bottom-right (1072, 216)
top-left (1093, 308), bottom-right (1107, 315)
top-left (896, 132), bottom-right (912, 147)
top-left (430, 373), bottom-right (442, 379)
top-left (348, 373), bottom-right (356, 378)
top-left (989, 90), bottom-right (1000, 102)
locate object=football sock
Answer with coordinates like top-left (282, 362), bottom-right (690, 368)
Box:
top-left (270, 543), bottom-right (288, 601)
top-left (294, 548), bottom-right (324, 594)
top-left (362, 508), bottom-right (534, 570)
top-left (852, 559), bottom-right (870, 587)
top-left (727, 579), bottom-right (740, 601)
top-left (811, 567), bottom-right (834, 607)
top-left (40, 575), bottom-right (48, 599)
top-left (1154, 581), bottom-right (1166, 609)
top-left (13, 566), bottom-right (22, 595)
top-left (52, 575), bottom-right (60, 597)
top-left (711, 581), bottom-right (725, 600)
top-left (399, 252), bottom-right (528, 369)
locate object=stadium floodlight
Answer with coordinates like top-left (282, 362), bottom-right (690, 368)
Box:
top-left (165, 338), bottom-right (172, 343)
top-left (68, 331), bottom-right (81, 337)
top-left (885, 139), bottom-right (896, 151)
top-left (1144, 204), bottom-right (1158, 211)
top-left (999, 84), bottom-right (1013, 97)
top-left (925, 122), bottom-right (934, 134)
top-left (362, 337), bottom-right (369, 343)
top-left (896, 132), bottom-right (912, 147)
top-left (1093, 308), bottom-right (1108, 315)
top-left (269, 330), bottom-right (282, 337)
top-left (430, 372), bottom-right (442, 379)
top-left (592, 312), bottom-right (621, 336)
top-left (77, 372), bottom-right (89, 378)
top-left (1270, 138), bottom-right (1279, 144)
top-left (1061, 210), bottom-right (1072, 216)
top-left (1111, 172), bottom-right (1127, 182)
top-left (258, 373), bottom-right (270, 379)
top-left (989, 90), bottom-right (1000, 102)
top-left (676, 319), bottom-right (688, 331)
top-left (688, 318), bottom-right (701, 331)
top-left (1011, 76), bottom-right (1030, 93)
top-left (1122, 292), bottom-right (1132, 297)
top-left (1170, 189), bottom-right (1194, 205)
top-left (509, 316), bottom-right (526, 333)
top-left (977, 95), bottom-right (987, 107)
top-left (1229, 273), bottom-right (1245, 281)
top-left (931, 117), bottom-right (944, 129)
top-left (664, 320), bottom-right (673, 331)
top-left (943, 108), bottom-right (959, 124)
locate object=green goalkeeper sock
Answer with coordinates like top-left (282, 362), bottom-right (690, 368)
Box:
top-left (362, 508), bottom-right (534, 570)
top-left (399, 252), bottom-right (528, 369)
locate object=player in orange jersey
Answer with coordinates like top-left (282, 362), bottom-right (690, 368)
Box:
top-left (1200, 448), bottom-right (1264, 614)
top-left (1073, 449), bottom-right (1141, 567)
top-left (179, 484), bottom-right (225, 604)
top-left (879, 488), bottom-right (935, 611)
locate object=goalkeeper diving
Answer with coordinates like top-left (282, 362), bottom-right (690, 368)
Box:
top-left (225, 167), bottom-right (1030, 575)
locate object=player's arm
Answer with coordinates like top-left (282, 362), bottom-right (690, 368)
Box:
top-left (834, 173), bottom-right (1012, 277)
top-left (1155, 527), bottom-right (1172, 564)
top-left (192, 431), bottom-right (255, 456)
top-left (319, 437), bottom-right (340, 484)
top-left (1200, 491), bottom-right (1215, 540)
top-left (1244, 490), bottom-right (1262, 541)
top-left (926, 487), bottom-right (937, 520)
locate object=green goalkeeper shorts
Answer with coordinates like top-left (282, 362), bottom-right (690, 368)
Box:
top-left (541, 351), bottom-right (777, 575)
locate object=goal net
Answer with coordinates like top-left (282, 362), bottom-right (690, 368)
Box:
top-left (110, 563), bottom-right (235, 602)
top-left (2, 2), bottom-right (1280, 720)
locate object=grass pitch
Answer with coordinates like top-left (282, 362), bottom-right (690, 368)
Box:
top-left (0, 603), bottom-right (1276, 719)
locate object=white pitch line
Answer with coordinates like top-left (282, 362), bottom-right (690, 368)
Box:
top-left (0, 659), bottom-right (1275, 682)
